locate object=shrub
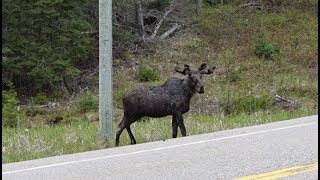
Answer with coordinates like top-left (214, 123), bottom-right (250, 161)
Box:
top-left (78, 91), bottom-right (98, 112)
top-left (223, 94), bottom-right (271, 115)
top-left (227, 71), bottom-right (241, 82)
top-left (189, 39), bottom-right (208, 48)
top-left (31, 93), bottom-right (49, 105)
top-left (223, 103), bottom-right (235, 115)
top-left (254, 30), bottom-right (280, 59)
top-left (235, 95), bottom-right (271, 114)
top-left (264, 14), bottom-right (287, 26)
top-left (222, 48), bottom-right (237, 66)
top-left (148, 0), bottom-right (171, 10)
top-left (137, 66), bottom-right (159, 82)
top-left (113, 30), bottom-right (134, 42)
top-left (25, 107), bottom-right (47, 117)
top-left (2, 82), bottom-right (19, 128)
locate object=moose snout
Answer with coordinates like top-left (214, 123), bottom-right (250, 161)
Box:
top-left (197, 86), bottom-right (204, 94)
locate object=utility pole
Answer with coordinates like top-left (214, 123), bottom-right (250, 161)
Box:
top-left (99, 0), bottom-right (113, 145)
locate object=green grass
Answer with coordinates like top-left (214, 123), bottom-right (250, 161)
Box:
top-left (2, 120), bottom-right (100, 163)
top-left (2, 107), bottom-right (316, 163)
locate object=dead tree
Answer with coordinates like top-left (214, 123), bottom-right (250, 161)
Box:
top-left (160, 23), bottom-right (181, 39)
top-left (196, 0), bottom-right (202, 15)
top-left (150, 0), bottom-right (175, 39)
top-left (136, 1), bottom-right (146, 39)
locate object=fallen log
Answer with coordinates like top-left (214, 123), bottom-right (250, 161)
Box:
top-left (150, 0), bottom-right (175, 39)
top-left (159, 23), bottom-right (180, 39)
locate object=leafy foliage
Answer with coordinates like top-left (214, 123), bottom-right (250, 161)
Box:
top-left (254, 30), bottom-right (280, 60)
top-left (2, 0), bottom-right (95, 96)
top-left (223, 94), bottom-right (271, 115)
top-left (189, 38), bottom-right (208, 48)
top-left (148, 0), bottom-right (171, 10)
top-left (2, 82), bottom-right (19, 128)
top-left (137, 66), bottom-right (160, 82)
top-left (226, 71), bottom-right (242, 82)
top-left (77, 91), bottom-right (98, 112)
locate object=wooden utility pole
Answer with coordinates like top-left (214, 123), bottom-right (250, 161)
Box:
top-left (99, 0), bottom-right (113, 145)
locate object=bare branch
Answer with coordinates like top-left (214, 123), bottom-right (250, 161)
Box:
top-left (150, 0), bottom-right (175, 39)
top-left (159, 23), bottom-right (180, 39)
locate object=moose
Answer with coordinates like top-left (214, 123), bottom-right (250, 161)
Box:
top-left (115, 63), bottom-right (216, 146)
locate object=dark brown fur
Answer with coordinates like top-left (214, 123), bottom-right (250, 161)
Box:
top-left (115, 63), bottom-right (216, 146)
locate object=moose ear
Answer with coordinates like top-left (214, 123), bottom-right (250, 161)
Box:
top-left (182, 64), bottom-right (191, 75)
top-left (198, 63), bottom-right (207, 71)
top-left (184, 64), bottom-right (190, 70)
top-left (175, 63), bottom-right (191, 75)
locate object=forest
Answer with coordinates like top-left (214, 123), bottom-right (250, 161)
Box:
top-left (2, 0), bottom-right (318, 163)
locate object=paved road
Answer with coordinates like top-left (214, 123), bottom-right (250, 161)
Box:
top-left (2, 115), bottom-right (318, 180)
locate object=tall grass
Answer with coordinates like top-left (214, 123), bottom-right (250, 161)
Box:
top-left (2, 120), bottom-right (100, 163)
top-left (2, 107), bottom-right (316, 163)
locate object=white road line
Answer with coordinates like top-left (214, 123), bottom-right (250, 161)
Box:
top-left (2, 122), bottom-right (316, 175)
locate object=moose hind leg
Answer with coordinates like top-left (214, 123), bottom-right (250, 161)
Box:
top-left (126, 125), bottom-right (136, 145)
top-left (115, 117), bottom-right (127, 146)
top-left (172, 116), bottom-right (178, 138)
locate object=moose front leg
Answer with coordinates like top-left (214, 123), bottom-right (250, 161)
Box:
top-left (173, 112), bottom-right (186, 137)
top-left (172, 115), bottom-right (178, 138)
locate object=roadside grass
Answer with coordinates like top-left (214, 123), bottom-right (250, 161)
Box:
top-left (2, 107), bottom-right (316, 164)
top-left (2, 2), bottom-right (317, 164)
top-left (2, 120), bottom-right (100, 164)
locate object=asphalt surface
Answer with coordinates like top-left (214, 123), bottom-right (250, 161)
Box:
top-left (2, 115), bottom-right (318, 180)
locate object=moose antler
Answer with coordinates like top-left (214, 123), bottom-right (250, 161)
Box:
top-left (199, 65), bottom-right (216, 75)
top-left (174, 63), bottom-right (191, 75)
top-left (198, 63), bottom-right (207, 71)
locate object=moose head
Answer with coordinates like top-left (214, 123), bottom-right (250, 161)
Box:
top-left (174, 63), bottom-right (216, 94)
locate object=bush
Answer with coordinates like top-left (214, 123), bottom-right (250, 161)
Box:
top-left (137, 66), bottom-right (159, 82)
top-left (235, 95), bottom-right (271, 114)
top-left (25, 107), bottom-right (47, 117)
top-left (31, 93), bottom-right (49, 105)
top-left (113, 30), bottom-right (134, 42)
top-left (148, 0), bottom-right (171, 10)
top-left (78, 91), bottom-right (98, 112)
top-left (226, 71), bottom-right (241, 83)
top-left (254, 30), bottom-right (280, 59)
top-left (264, 14), bottom-right (287, 26)
top-left (2, 82), bottom-right (19, 127)
top-left (223, 94), bottom-right (271, 115)
top-left (189, 38), bottom-right (208, 48)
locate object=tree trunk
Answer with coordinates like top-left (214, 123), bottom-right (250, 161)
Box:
top-left (196, 0), bottom-right (202, 15)
top-left (136, 1), bottom-right (146, 39)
